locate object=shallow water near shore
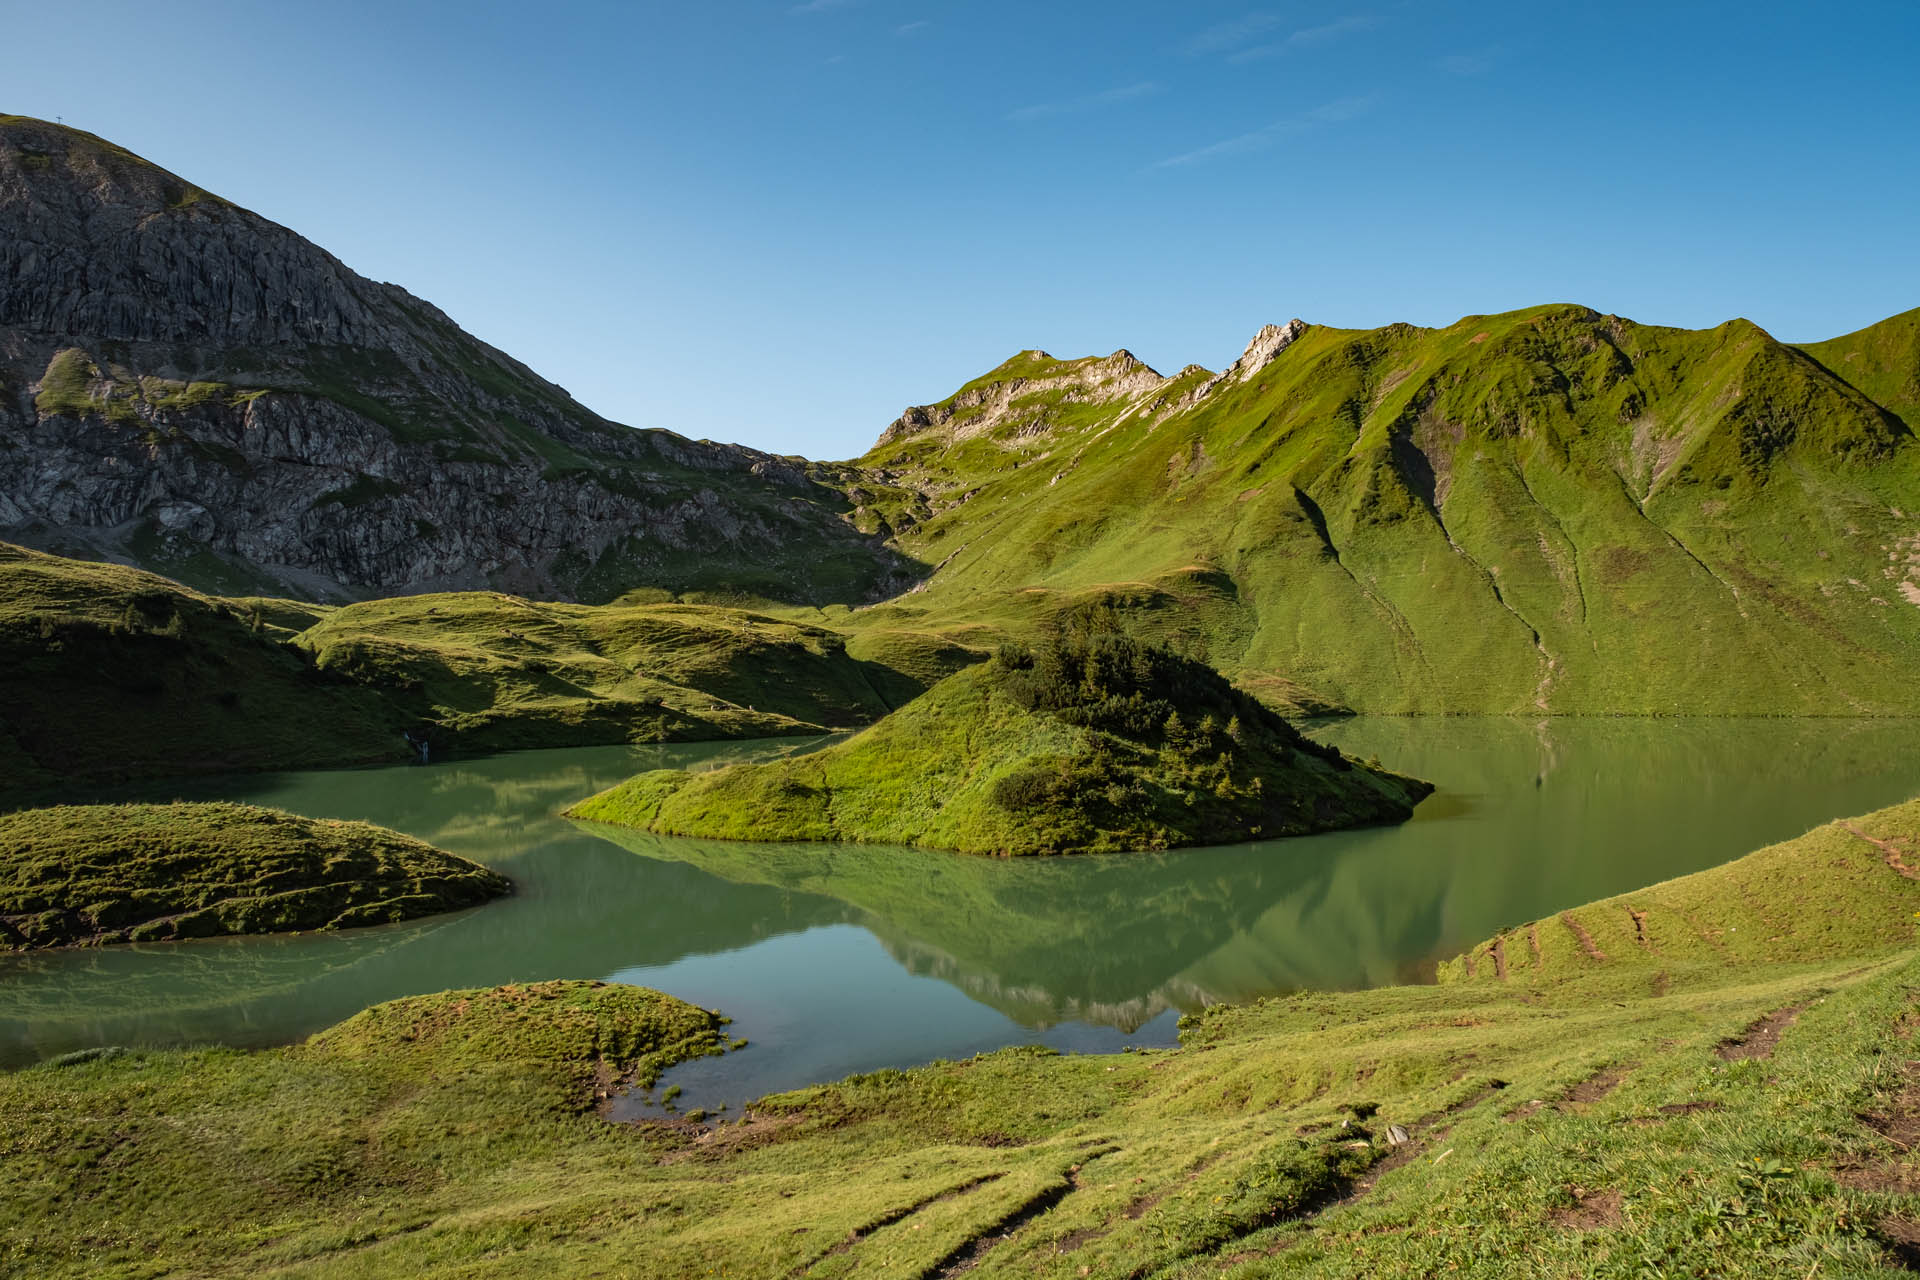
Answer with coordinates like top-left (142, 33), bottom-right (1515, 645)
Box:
top-left (4, 718), bottom-right (1918, 1111)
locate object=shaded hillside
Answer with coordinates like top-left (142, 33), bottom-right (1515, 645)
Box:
top-left (572, 632), bottom-right (1429, 855)
top-left (0, 543), bottom-right (930, 797)
top-left (831, 304), bottom-right (1920, 714)
top-left (0, 115), bottom-right (908, 603)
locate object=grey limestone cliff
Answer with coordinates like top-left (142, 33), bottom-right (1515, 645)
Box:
top-left (0, 115), bottom-right (908, 602)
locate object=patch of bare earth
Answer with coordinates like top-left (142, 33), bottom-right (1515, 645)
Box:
top-left (1561, 913), bottom-right (1607, 962)
top-left (1877, 1215), bottom-right (1920, 1269)
top-left (1508, 1064), bottom-right (1629, 1121)
top-left (1840, 821), bottom-right (1920, 880)
top-left (1628, 908), bottom-right (1655, 951)
top-left (1716, 1003), bottom-right (1809, 1062)
top-left (1549, 1187), bottom-right (1623, 1231)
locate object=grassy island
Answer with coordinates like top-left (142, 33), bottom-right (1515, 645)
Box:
top-left (569, 632), bottom-right (1432, 855)
top-left (0, 802), bottom-right (510, 949)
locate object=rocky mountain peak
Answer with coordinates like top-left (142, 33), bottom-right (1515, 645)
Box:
top-left (1223, 319), bottom-right (1308, 384)
top-left (0, 116), bottom-right (908, 604)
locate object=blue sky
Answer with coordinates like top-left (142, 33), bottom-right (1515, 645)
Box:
top-left (7, 1), bottom-right (1919, 458)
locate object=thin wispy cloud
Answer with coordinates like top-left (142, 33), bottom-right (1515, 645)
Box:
top-left (1150, 95), bottom-right (1374, 169)
top-left (1007, 81), bottom-right (1161, 123)
top-left (1438, 47), bottom-right (1499, 76)
top-left (1184, 11), bottom-right (1285, 56)
top-left (790, 0), bottom-right (860, 14)
top-left (1227, 15), bottom-right (1381, 63)
top-left (896, 19), bottom-right (929, 35)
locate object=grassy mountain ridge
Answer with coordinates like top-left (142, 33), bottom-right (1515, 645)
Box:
top-left (831, 304), bottom-right (1920, 714)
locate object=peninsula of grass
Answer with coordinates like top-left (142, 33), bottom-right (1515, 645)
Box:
top-left (570, 632), bottom-right (1431, 855)
top-left (6, 803), bottom-right (1920, 1277)
top-left (0, 802), bottom-right (510, 950)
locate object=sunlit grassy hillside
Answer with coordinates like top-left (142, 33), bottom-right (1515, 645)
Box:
top-left (824, 305), bottom-right (1920, 715)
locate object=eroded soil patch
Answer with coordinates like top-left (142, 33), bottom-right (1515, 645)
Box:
top-left (1716, 1003), bottom-right (1808, 1061)
top-left (1549, 1188), bottom-right (1622, 1231)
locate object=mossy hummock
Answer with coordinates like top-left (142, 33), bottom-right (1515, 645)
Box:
top-left (0, 801), bottom-right (510, 949)
top-left (571, 633), bottom-right (1431, 855)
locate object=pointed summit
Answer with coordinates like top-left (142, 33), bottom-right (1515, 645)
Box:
top-left (1223, 319), bottom-right (1308, 384)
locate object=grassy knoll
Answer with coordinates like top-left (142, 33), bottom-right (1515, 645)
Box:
top-left (569, 633), bottom-right (1429, 855)
top-left (0, 802), bottom-right (509, 949)
top-left (6, 805), bottom-right (1920, 1275)
top-left (827, 305), bottom-right (1920, 715)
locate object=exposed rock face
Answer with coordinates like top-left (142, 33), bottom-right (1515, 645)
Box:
top-left (877, 349), bottom-right (1168, 447)
top-left (0, 116), bottom-right (908, 602)
top-left (1220, 319), bottom-right (1307, 384)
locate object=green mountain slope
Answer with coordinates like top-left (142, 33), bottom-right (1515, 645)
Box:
top-left (839, 305), bottom-right (1920, 714)
top-left (1800, 306), bottom-right (1920, 431)
top-left (571, 632), bottom-right (1430, 855)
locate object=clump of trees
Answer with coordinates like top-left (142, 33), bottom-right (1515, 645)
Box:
top-left (986, 626), bottom-right (1347, 819)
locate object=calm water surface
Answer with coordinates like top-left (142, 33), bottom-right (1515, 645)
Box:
top-left (4, 718), bottom-right (1918, 1110)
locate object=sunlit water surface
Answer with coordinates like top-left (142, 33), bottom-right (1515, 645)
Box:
top-left (5, 718), bottom-right (1918, 1112)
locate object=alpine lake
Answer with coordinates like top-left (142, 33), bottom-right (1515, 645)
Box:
top-left (6, 718), bottom-right (1919, 1118)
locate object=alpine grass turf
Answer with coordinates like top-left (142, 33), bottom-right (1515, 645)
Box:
top-left (0, 802), bottom-right (509, 949)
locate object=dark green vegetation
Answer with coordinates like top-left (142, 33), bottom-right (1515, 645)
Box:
top-left (570, 632), bottom-right (1430, 854)
top-left (0, 542), bottom-right (400, 794)
top-left (6, 805), bottom-right (1920, 1276)
top-left (0, 542), bottom-right (953, 799)
top-left (822, 306), bottom-right (1920, 714)
top-left (0, 802), bottom-right (508, 949)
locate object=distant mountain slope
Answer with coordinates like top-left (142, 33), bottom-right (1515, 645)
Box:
top-left (1800, 307), bottom-right (1920, 432)
top-left (845, 305), bottom-right (1920, 714)
top-left (0, 115), bottom-right (909, 603)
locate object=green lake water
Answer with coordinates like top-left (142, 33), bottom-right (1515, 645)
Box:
top-left (4, 718), bottom-right (1918, 1111)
